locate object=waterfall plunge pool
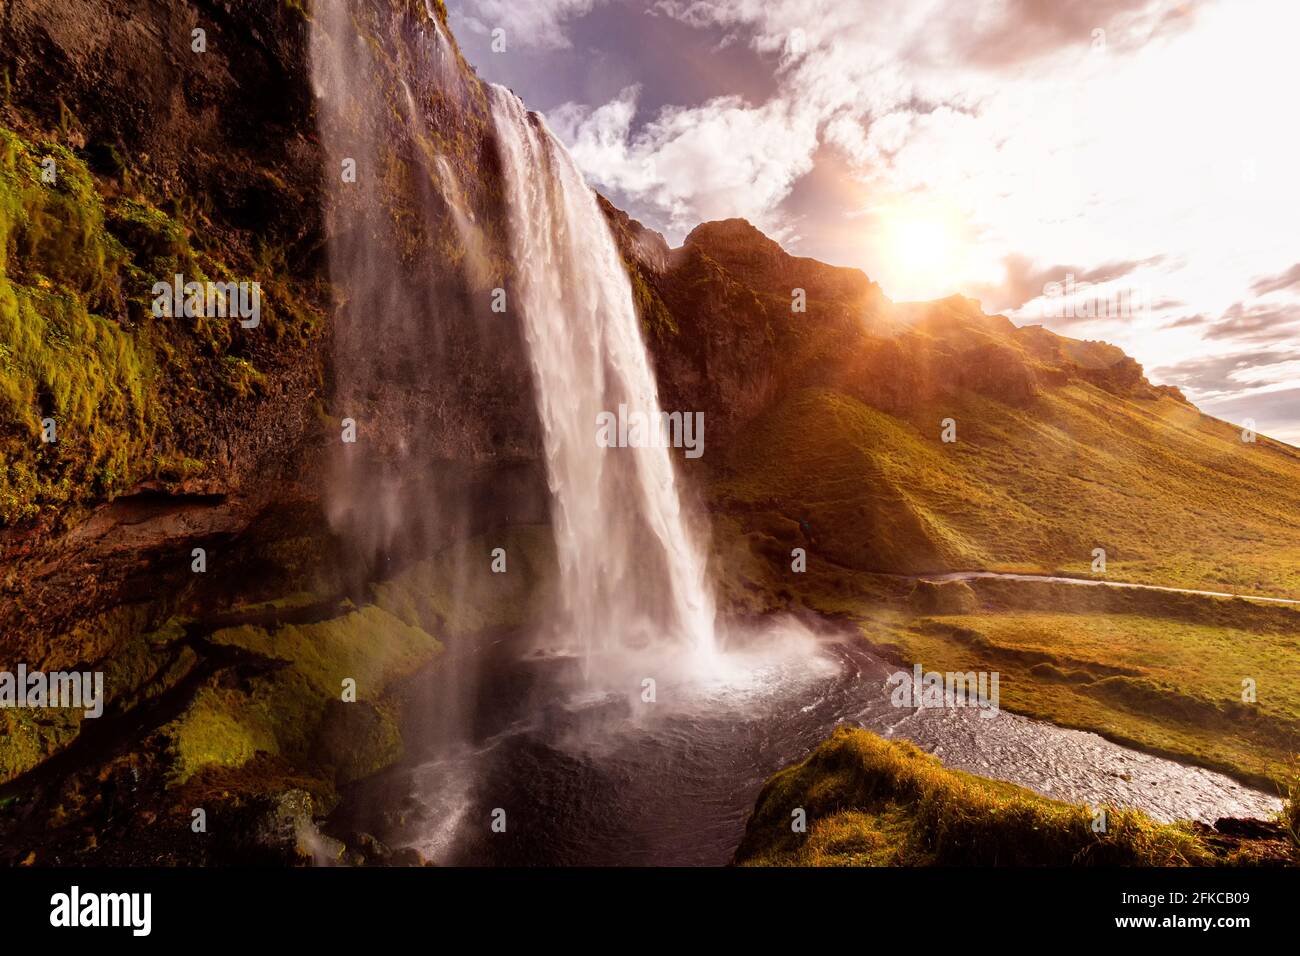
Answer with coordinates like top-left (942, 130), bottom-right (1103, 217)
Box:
top-left (331, 620), bottom-right (1281, 866)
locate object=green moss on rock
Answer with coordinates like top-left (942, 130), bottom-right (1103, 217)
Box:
top-left (165, 605), bottom-right (442, 785)
top-left (0, 129), bottom-right (153, 520)
top-left (0, 613), bottom-right (190, 785)
top-left (0, 121), bottom-right (326, 527)
top-left (371, 523), bottom-right (556, 636)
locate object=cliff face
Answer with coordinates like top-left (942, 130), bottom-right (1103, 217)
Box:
top-left (0, 0), bottom-right (550, 863)
top-left (2, 0), bottom-right (322, 241)
top-left (0, 0), bottom-right (334, 658)
top-left (649, 219), bottom-right (890, 446)
top-left (0, 0), bottom-right (549, 658)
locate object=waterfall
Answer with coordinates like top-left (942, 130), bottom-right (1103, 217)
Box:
top-left (310, 0), bottom-right (717, 682)
top-left (489, 87), bottom-right (718, 674)
top-left (308, 0), bottom-right (506, 759)
top-left (308, 0), bottom-right (486, 565)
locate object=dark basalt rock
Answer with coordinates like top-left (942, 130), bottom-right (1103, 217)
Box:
top-left (0, 0), bottom-right (335, 652)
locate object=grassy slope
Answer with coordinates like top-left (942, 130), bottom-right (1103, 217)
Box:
top-left (716, 382), bottom-right (1300, 596)
top-left (717, 380), bottom-right (1300, 786)
top-left (858, 580), bottom-right (1300, 789)
top-left (735, 727), bottom-right (1296, 866)
top-left (714, 373), bottom-right (1300, 788)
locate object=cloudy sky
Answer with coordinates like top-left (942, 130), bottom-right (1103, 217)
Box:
top-left (448, 0), bottom-right (1300, 443)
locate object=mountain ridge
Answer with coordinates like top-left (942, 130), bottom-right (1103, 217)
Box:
top-left (601, 209), bottom-right (1300, 597)
top-left (616, 208), bottom-right (1189, 404)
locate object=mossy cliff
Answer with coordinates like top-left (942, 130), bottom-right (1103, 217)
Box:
top-left (0, 0), bottom-right (548, 864)
top-left (0, 0), bottom-right (335, 662)
top-left (0, 128), bottom-right (321, 526)
top-left (0, 0), bottom-right (550, 647)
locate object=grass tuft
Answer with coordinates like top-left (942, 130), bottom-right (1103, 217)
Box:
top-left (736, 727), bottom-right (1219, 866)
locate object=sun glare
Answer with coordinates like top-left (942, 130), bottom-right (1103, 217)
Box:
top-left (873, 202), bottom-right (974, 302)
top-left (895, 216), bottom-right (955, 272)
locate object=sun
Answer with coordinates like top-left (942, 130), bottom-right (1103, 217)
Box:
top-left (895, 215), bottom-right (956, 271)
top-left (875, 202), bottom-right (972, 301)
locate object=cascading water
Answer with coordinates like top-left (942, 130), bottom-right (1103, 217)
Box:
top-left (312, 0), bottom-right (718, 683)
top-left (310, 0), bottom-right (718, 730)
top-left (489, 87), bottom-right (718, 680)
top-left (309, 0), bottom-right (489, 567)
top-left (308, 0), bottom-right (536, 757)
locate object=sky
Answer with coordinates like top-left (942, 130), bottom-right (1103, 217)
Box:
top-left (447, 0), bottom-right (1300, 443)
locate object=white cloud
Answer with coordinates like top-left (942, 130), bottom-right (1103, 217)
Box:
top-left (550, 86), bottom-right (819, 239)
top-left (547, 0), bottom-right (1300, 408)
top-left (451, 0), bottom-right (604, 50)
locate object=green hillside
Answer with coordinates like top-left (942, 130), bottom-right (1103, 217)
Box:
top-left (639, 218), bottom-right (1300, 599)
top-left (716, 381), bottom-right (1300, 596)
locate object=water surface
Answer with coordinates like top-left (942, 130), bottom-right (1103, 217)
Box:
top-left (342, 628), bottom-right (1280, 866)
